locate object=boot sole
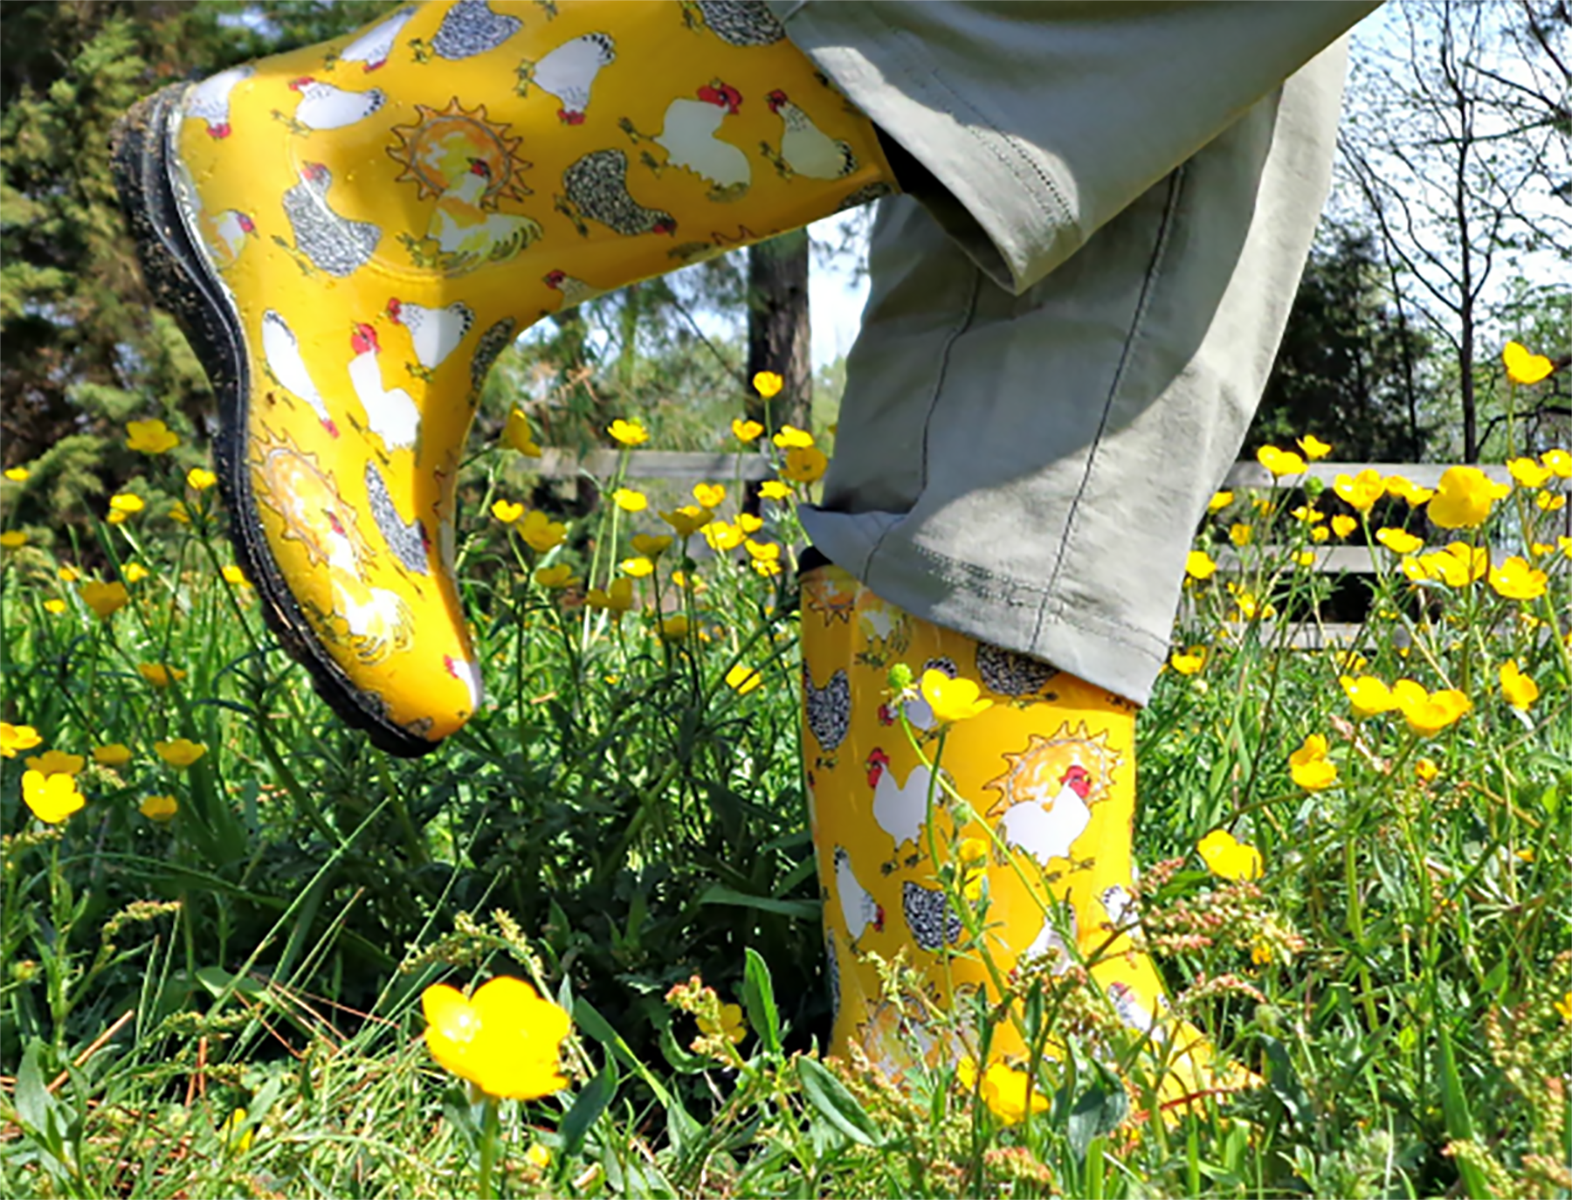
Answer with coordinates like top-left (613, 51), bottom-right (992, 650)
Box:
top-left (110, 85), bottom-right (437, 758)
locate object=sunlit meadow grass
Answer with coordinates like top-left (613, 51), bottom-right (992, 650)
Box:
top-left (1, 388), bottom-right (1569, 1197)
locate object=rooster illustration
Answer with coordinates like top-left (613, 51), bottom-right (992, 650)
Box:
top-left (363, 461), bottom-right (429, 575)
top-left (902, 881), bottom-right (962, 953)
top-left (518, 32), bottom-right (615, 122)
top-left (183, 65), bottom-right (252, 138)
top-left (543, 269), bottom-right (602, 311)
top-left (320, 523), bottom-right (412, 665)
top-left (413, 0), bottom-right (521, 61)
top-left (334, 7), bottom-right (415, 72)
top-left (834, 846), bottom-right (884, 946)
top-left (348, 323), bottom-right (420, 451)
top-left (445, 653), bottom-right (485, 712)
top-left (866, 748), bottom-right (932, 861)
top-left (994, 763), bottom-right (1094, 867)
top-left (557, 150), bottom-right (677, 238)
top-left (282, 163), bottom-right (381, 277)
top-left (283, 77), bottom-right (386, 131)
top-left (620, 82), bottom-right (750, 199)
top-left (261, 310), bottom-right (337, 437)
top-left (386, 297), bottom-right (474, 374)
top-left (763, 90), bottom-right (858, 180)
top-left (423, 159), bottom-right (542, 271)
top-left (200, 209), bottom-right (254, 271)
top-left (681, 0), bottom-right (787, 45)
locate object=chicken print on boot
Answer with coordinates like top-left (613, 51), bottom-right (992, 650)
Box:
top-left (557, 149), bottom-right (677, 238)
top-left (867, 748), bottom-right (933, 869)
top-left (834, 846), bottom-right (885, 948)
top-left (386, 297), bottom-right (474, 376)
top-left (413, 0), bottom-right (521, 63)
top-left (332, 6), bottom-right (414, 73)
top-left (543, 270), bottom-right (602, 312)
top-left (763, 91), bottom-right (858, 180)
top-left (421, 160), bottom-right (542, 272)
top-left (620, 82), bottom-right (750, 200)
top-left (902, 881), bottom-right (963, 953)
top-left (201, 209), bottom-right (255, 272)
top-left (262, 310), bottom-right (338, 438)
top-left (284, 77), bottom-right (386, 132)
top-left (348, 324), bottom-right (420, 452)
top-left (1108, 982), bottom-right (1171, 1047)
top-left (282, 163), bottom-right (381, 278)
top-left (995, 764), bottom-right (1094, 868)
top-left (183, 65), bottom-right (252, 138)
top-left (518, 32), bottom-right (616, 123)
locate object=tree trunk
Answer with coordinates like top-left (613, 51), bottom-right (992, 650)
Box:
top-left (744, 230), bottom-right (811, 513)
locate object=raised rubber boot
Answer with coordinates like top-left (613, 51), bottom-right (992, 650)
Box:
top-left (112, 0), bottom-right (892, 754)
top-left (802, 562), bottom-right (1233, 1102)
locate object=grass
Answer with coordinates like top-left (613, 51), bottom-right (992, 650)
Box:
top-left (1, 407), bottom-right (1569, 1198)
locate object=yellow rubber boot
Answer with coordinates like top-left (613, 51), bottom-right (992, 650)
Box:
top-left (112, 0), bottom-right (893, 754)
top-left (802, 563), bottom-right (1233, 1103)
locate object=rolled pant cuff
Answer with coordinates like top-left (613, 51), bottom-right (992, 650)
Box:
top-left (801, 508), bottom-right (1168, 707)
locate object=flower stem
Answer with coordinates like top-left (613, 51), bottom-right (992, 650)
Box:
top-left (476, 1095), bottom-right (501, 1200)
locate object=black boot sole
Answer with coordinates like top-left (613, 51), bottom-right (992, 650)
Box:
top-left (110, 85), bottom-right (438, 759)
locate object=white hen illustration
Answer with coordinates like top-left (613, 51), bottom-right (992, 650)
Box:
top-left (866, 748), bottom-right (933, 856)
top-left (337, 7), bottom-right (416, 72)
top-left (347, 323), bottom-right (420, 450)
top-left (261, 310), bottom-right (337, 437)
top-left (648, 83), bottom-right (750, 193)
top-left (184, 65), bottom-right (253, 139)
top-left (833, 846), bottom-right (884, 945)
top-left (995, 764), bottom-right (1094, 867)
top-left (386, 298), bottom-right (473, 371)
top-left (286, 77), bottom-right (385, 130)
top-left (523, 32), bottom-right (615, 123)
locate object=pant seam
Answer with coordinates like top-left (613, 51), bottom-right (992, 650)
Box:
top-left (1034, 165), bottom-right (1186, 650)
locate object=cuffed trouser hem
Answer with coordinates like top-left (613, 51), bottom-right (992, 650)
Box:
top-left (768, 6), bottom-right (1366, 705)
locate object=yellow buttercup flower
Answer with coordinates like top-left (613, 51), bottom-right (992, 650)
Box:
top-left (58, 565), bottom-right (79, 583)
top-left (1208, 490), bottom-right (1234, 513)
top-left (168, 502), bottom-right (190, 525)
top-left (725, 664), bottom-right (763, 696)
top-left (422, 977), bottom-right (572, 1101)
top-left (731, 418), bottom-right (764, 443)
top-left (920, 669), bottom-right (993, 723)
top-left (976, 1061), bottom-right (1049, 1125)
top-left (1392, 680), bottom-right (1471, 736)
top-left (1554, 993), bottom-right (1572, 1025)
top-left (612, 488), bottom-right (649, 514)
top-left (1541, 448), bottom-right (1571, 478)
top-left (108, 492), bottom-right (145, 515)
top-left (126, 418), bottom-right (179, 454)
top-left (620, 556), bottom-right (655, 578)
top-left (1414, 757), bottom-right (1440, 784)
top-left (703, 521), bottom-right (744, 552)
top-left (1502, 340), bottom-right (1553, 385)
top-left (781, 446), bottom-right (827, 484)
top-left (222, 564), bottom-right (250, 587)
top-left (1340, 675), bottom-right (1397, 719)
top-left (1197, 828), bottom-right (1264, 881)
top-left (1170, 647), bottom-right (1206, 676)
top-left (123, 562), bottom-right (150, 584)
top-left (1499, 660), bottom-right (1539, 710)
top-left (759, 480), bottom-right (791, 501)
top-left (154, 738), bottom-right (207, 769)
top-left (1288, 734), bottom-right (1338, 791)
top-left (1310, 526), bottom-right (1330, 543)
top-left (585, 577), bottom-right (636, 613)
top-left (631, 533), bottom-right (672, 559)
top-left (1292, 550), bottom-right (1316, 568)
top-left (660, 505), bottom-right (710, 537)
top-left (93, 744), bottom-right (134, 768)
top-left (2, 723), bottom-right (43, 757)
top-left (1298, 434), bottom-right (1332, 460)
top-left (1507, 456), bottom-right (1552, 489)
top-left (534, 564), bottom-right (579, 590)
top-left (139, 794), bottom-right (179, 822)
top-left (1333, 469), bottom-right (1384, 512)
top-left (1289, 505), bottom-right (1325, 524)
top-left (1228, 523), bottom-right (1253, 547)
top-left (0, 531), bottom-right (27, 549)
top-left (1428, 466), bottom-right (1510, 530)
top-left (736, 513), bottom-right (763, 534)
top-left (504, 407), bottom-right (542, 457)
top-left (22, 770), bottom-right (85, 824)
top-left (43, 598), bottom-right (67, 615)
top-left (187, 467), bottom-right (218, 491)
top-left (1418, 543), bottom-right (1488, 588)
top-left (772, 424), bottom-right (814, 449)
top-left (519, 511), bottom-right (567, 553)
top-left (138, 663), bottom-right (186, 688)
top-left (1185, 550), bottom-right (1217, 580)
top-left (1375, 528), bottom-right (1423, 555)
top-left (1538, 491), bottom-right (1567, 512)
top-left (697, 1001), bottom-right (748, 1046)
top-left (80, 581), bottom-right (129, 619)
top-left (1385, 475), bottom-right (1434, 506)
top-left (1256, 445), bottom-right (1306, 477)
top-left (671, 570), bottom-right (705, 595)
top-left (752, 371), bottom-right (784, 399)
top-left (1489, 556), bottom-right (1547, 600)
top-left (4, 466), bottom-right (29, 482)
top-left (659, 614), bottom-right (691, 641)
top-left (1330, 515), bottom-right (1357, 539)
top-left (606, 418), bottom-right (648, 447)
top-left (743, 539), bottom-right (780, 565)
top-left (491, 499), bottom-right (524, 524)
top-left (692, 482), bottom-right (726, 509)
top-left (25, 750), bottom-right (84, 777)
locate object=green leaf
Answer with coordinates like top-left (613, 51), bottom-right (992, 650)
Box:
top-left (14, 1040), bottom-right (54, 1137)
top-left (194, 965), bottom-right (267, 1000)
top-left (742, 947), bottom-right (780, 1055)
top-left (559, 1062), bottom-right (617, 1160)
top-left (699, 885), bottom-right (819, 920)
top-left (1066, 1069), bottom-right (1128, 1160)
top-left (796, 1056), bottom-right (880, 1147)
top-left (1437, 1023), bottom-right (1492, 1198)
